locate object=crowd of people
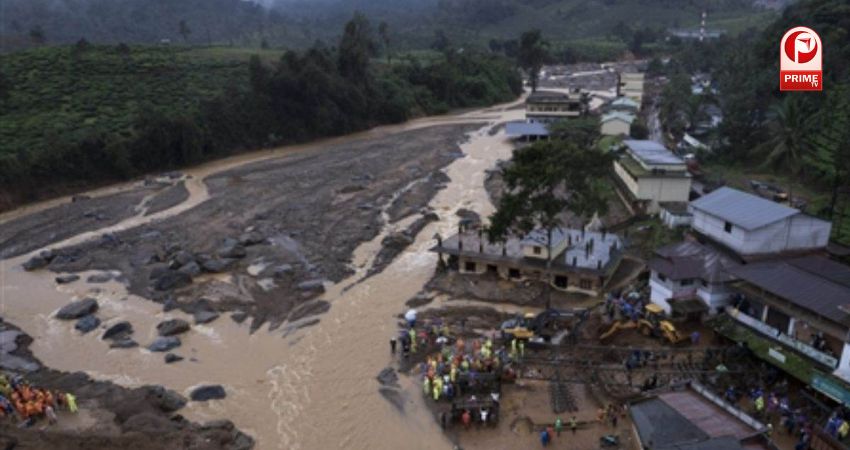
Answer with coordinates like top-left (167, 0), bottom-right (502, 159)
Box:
top-left (0, 373), bottom-right (78, 427)
top-left (393, 310), bottom-right (518, 429)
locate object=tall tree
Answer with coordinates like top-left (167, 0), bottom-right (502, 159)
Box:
top-left (488, 141), bottom-right (612, 304)
top-left (518, 30), bottom-right (548, 92)
top-left (752, 96), bottom-right (813, 175)
top-left (378, 21), bottom-right (391, 64)
top-left (338, 12), bottom-right (376, 83)
top-left (178, 20), bottom-right (192, 43)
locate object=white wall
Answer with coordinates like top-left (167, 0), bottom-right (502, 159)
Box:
top-left (696, 283), bottom-right (731, 314)
top-left (602, 120), bottom-right (630, 136)
top-left (637, 177), bottom-right (692, 203)
top-left (650, 277), bottom-right (674, 315)
top-left (614, 160), bottom-right (640, 199)
top-left (661, 209), bottom-right (693, 229)
top-left (692, 210), bottom-right (831, 256)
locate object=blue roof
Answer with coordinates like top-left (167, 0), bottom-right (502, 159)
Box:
top-left (623, 140), bottom-right (683, 165)
top-left (690, 187), bottom-right (799, 230)
top-left (506, 121), bottom-right (549, 137)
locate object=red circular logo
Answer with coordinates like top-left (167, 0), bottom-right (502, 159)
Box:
top-left (784, 30), bottom-right (818, 64)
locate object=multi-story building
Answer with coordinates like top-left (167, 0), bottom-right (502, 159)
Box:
top-left (525, 89), bottom-right (588, 123)
top-left (648, 239), bottom-right (740, 317)
top-left (612, 140), bottom-right (692, 214)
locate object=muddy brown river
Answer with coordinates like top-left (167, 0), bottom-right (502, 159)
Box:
top-left (0, 102), bottom-right (524, 449)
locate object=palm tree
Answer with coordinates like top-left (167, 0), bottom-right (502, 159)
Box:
top-left (752, 96), bottom-right (813, 176)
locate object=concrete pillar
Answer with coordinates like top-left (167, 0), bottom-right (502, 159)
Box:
top-left (787, 317), bottom-right (796, 338)
top-left (761, 305), bottom-right (769, 323)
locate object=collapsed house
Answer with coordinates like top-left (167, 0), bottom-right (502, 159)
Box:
top-left (430, 226), bottom-right (624, 296)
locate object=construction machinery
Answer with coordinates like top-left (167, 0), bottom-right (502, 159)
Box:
top-left (501, 309), bottom-right (589, 344)
top-left (599, 303), bottom-right (688, 345)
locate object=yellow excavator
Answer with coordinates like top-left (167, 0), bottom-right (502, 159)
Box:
top-left (599, 303), bottom-right (688, 345)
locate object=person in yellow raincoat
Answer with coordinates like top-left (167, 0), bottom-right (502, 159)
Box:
top-left (66, 393), bottom-right (78, 413)
top-left (409, 329), bottom-right (417, 353)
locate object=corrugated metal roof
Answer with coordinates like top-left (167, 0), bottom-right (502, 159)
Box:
top-left (505, 121), bottom-right (549, 137)
top-left (601, 111), bottom-right (635, 124)
top-left (729, 257), bottom-right (850, 321)
top-left (650, 240), bottom-right (740, 283)
top-left (690, 187), bottom-right (799, 230)
top-left (623, 139), bottom-right (683, 165)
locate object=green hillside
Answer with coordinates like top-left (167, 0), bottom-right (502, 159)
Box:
top-left (0, 45), bottom-right (274, 157)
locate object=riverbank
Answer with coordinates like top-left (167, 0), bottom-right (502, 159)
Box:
top-left (0, 319), bottom-right (253, 450)
top-left (0, 99), bottom-right (526, 449)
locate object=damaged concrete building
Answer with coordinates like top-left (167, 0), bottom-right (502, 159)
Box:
top-left (431, 226), bottom-right (624, 296)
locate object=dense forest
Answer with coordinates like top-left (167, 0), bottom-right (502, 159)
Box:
top-left (0, 15), bottom-right (521, 209)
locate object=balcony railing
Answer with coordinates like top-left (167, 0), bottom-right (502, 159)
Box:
top-left (729, 308), bottom-right (839, 369)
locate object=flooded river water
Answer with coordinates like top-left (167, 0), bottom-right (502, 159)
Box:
top-left (0, 102), bottom-right (524, 449)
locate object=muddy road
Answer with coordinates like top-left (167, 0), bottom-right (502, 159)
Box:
top-left (0, 101), bottom-right (525, 449)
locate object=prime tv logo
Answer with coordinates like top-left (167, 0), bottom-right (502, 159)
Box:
top-left (780, 26), bottom-right (823, 91)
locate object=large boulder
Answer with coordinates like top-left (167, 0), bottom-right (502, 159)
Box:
top-left (193, 310), bottom-right (219, 325)
top-left (170, 250), bottom-right (195, 268)
top-left (164, 353), bottom-right (184, 364)
top-left (102, 321), bottom-right (133, 340)
top-left (297, 279), bottom-right (325, 292)
top-left (190, 385), bottom-right (226, 402)
top-left (217, 238), bottom-right (247, 259)
top-left (87, 273), bottom-right (113, 283)
top-left (148, 336), bottom-right (181, 352)
top-left (199, 258), bottom-right (236, 273)
top-left (152, 270), bottom-right (192, 291)
top-left (75, 315), bottom-right (101, 334)
top-left (22, 255), bottom-right (50, 271)
top-left (177, 261), bottom-right (201, 277)
top-left (109, 338), bottom-right (138, 349)
top-left (55, 274), bottom-right (80, 284)
top-left (56, 298), bottom-right (99, 320)
top-left (145, 385), bottom-right (186, 413)
top-left (156, 319), bottom-right (190, 337)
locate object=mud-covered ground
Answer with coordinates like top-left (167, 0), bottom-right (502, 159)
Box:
top-left (0, 176), bottom-right (186, 259)
top-left (2, 124), bottom-right (478, 332)
top-left (0, 320), bottom-right (253, 450)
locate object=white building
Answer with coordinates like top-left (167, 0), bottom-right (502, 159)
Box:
top-left (689, 187), bottom-right (832, 258)
top-left (613, 140), bottom-right (692, 214)
top-left (648, 240), bottom-right (740, 316)
top-left (619, 72), bottom-right (644, 103)
top-left (600, 111), bottom-right (635, 137)
top-left (525, 90), bottom-right (588, 123)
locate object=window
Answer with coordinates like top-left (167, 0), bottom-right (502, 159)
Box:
top-left (701, 280), bottom-right (708, 287)
top-left (533, 246), bottom-right (542, 255)
top-left (464, 261), bottom-right (476, 272)
top-left (554, 276), bottom-right (568, 288)
top-left (657, 273), bottom-right (668, 282)
top-left (724, 221), bottom-right (733, 233)
top-left (487, 264), bottom-right (498, 274)
top-left (681, 279), bottom-right (694, 286)
top-left (508, 268), bottom-right (521, 279)
top-left (580, 279), bottom-right (593, 290)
